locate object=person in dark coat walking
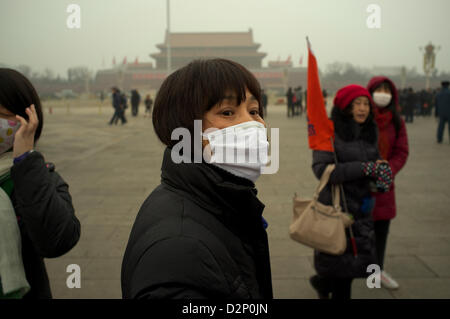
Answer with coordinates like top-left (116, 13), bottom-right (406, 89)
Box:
top-left (404, 88), bottom-right (415, 123)
top-left (143, 94), bottom-right (153, 118)
top-left (367, 76), bottom-right (409, 290)
top-left (261, 89), bottom-right (268, 117)
top-left (294, 87), bottom-right (303, 116)
top-left (130, 89), bottom-right (141, 117)
top-left (109, 87), bottom-right (122, 125)
top-left (118, 93), bottom-right (128, 125)
top-left (0, 68), bottom-right (80, 299)
top-left (436, 81), bottom-right (450, 143)
top-left (309, 84), bottom-right (393, 299)
top-left (286, 87), bottom-right (294, 117)
top-left (121, 59), bottom-right (273, 299)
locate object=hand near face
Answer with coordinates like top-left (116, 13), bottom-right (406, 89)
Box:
top-left (13, 104), bottom-right (38, 158)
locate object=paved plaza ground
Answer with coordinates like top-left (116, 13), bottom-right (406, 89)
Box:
top-left (38, 101), bottom-right (450, 299)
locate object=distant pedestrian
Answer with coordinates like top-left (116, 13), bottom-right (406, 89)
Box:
top-left (436, 81), bottom-right (450, 144)
top-left (117, 92), bottom-right (128, 125)
top-left (144, 94), bottom-right (153, 118)
top-left (404, 88), bottom-right (415, 123)
top-left (286, 87), bottom-right (294, 117)
top-left (109, 87), bottom-right (122, 125)
top-left (309, 84), bottom-right (392, 299)
top-left (424, 89), bottom-right (433, 116)
top-left (304, 89), bottom-right (308, 113)
top-left (261, 89), bottom-right (268, 117)
top-left (295, 87), bottom-right (303, 116)
top-left (367, 76), bottom-right (409, 290)
top-left (322, 89), bottom-right (328, 107)
top-left (131, 89), bottom-right (141, 117)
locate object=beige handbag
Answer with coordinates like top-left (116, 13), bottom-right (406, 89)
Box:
top-left (289, 164), bottom-right (354, 255)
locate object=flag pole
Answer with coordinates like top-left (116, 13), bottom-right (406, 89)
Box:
top-left (166, 0), bottom-right (172, 75)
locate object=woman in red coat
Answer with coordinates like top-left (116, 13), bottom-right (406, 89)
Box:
top-left (367, 76), bottom-right (409, 290)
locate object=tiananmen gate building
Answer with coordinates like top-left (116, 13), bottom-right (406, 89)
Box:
top-left (94, 29), bottom-right (306, 94)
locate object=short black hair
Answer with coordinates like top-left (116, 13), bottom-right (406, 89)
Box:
top-left (153, 59), bottom-right (263, 147)
top-left (0, 68), bottom-right (44, 142)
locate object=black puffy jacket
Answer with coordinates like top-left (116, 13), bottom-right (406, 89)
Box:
top-left (10, 151), bottom-right (80, 298)
top-left (311, 107), bottom-right (380, 278)
top-left (121, 148), bottom-right (273, 299)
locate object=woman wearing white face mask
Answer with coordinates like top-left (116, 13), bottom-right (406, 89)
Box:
top-left (0, 69), bottom-right (80, 299)
top-left (122, 59), bottom-right (273, 299)
top-left (367, 76), bottom-right (409, 290)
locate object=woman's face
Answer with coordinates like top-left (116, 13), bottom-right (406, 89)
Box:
top-left (350, 96), bottom-right (371, 124)
top-left (0, 104), bottom-right (17, 121)
top-left (203, 89), bottom-right (265, 132)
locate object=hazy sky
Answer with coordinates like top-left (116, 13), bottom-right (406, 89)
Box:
top-left (1, 0), bottom-right (449, 77)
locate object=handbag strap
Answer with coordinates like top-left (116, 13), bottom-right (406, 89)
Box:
top-left (313, 164), bottom-right (335, 200)
top-left (314, 165), bottom-right (342, 211)
top-left (331, 184), bottom-right (341, 211)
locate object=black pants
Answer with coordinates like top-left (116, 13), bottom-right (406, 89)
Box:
top-left (312, 275), bottom-right (353, 299)
top-left (131, 104), bottom-right (139, 116)
top-left (113, 108), bottom-right (127, 125)
top-left (109, 108), bottom-right (119, 125)
top-left (287, 104), bottom-right (294, 117)
top-left (405, 112), bottom-right (414, 123)
top-left (437, 116), bottom-right (450, 143)
top-left (374, 219), bottom-right (391, 269)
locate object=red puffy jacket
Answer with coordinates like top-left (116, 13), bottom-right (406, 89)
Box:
top-left (368, 76), bottom-right (409, 221)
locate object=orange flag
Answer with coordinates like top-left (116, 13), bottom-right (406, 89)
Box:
top-left (306, 37), bottom-right (334, 152)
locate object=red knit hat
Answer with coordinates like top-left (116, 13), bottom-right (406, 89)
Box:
top-left (333, 84), bottom-right (374, 110)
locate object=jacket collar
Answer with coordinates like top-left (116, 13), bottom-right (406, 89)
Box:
top-left (160, 147), bottom-right (265, 235)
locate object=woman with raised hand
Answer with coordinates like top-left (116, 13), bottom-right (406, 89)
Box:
top-left (367, 76), bottom-right (409, 290)
top-left (121, 59), bottom-right (272, 299)
top-left (0, 68), bottom-right (80, 299)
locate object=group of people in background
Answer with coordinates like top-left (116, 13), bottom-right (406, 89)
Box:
top-left (398, 87), bottom-right (437, 123)
top-left (285, 87), bottom-right (330, 118)
top-left (107, 88), bottom-right (153, 125)
top-left (388, 81), bottom-right (450, 144)
top-left (285, 86), bottom-right (304, 117)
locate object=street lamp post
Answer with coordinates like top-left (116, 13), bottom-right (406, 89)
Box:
top-left (420, 42), bottom-right (440, 89)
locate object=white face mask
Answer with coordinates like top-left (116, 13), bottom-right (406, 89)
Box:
top-left (373, 92), bottom-right (392, 108)
top-left (0, 118), bottom-right (20, 155)
top-left (204, 121), bottom-right (269, 183)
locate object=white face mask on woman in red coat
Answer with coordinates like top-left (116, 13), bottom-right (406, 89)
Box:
top-left (372, 92), bottom-right (392, 108)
